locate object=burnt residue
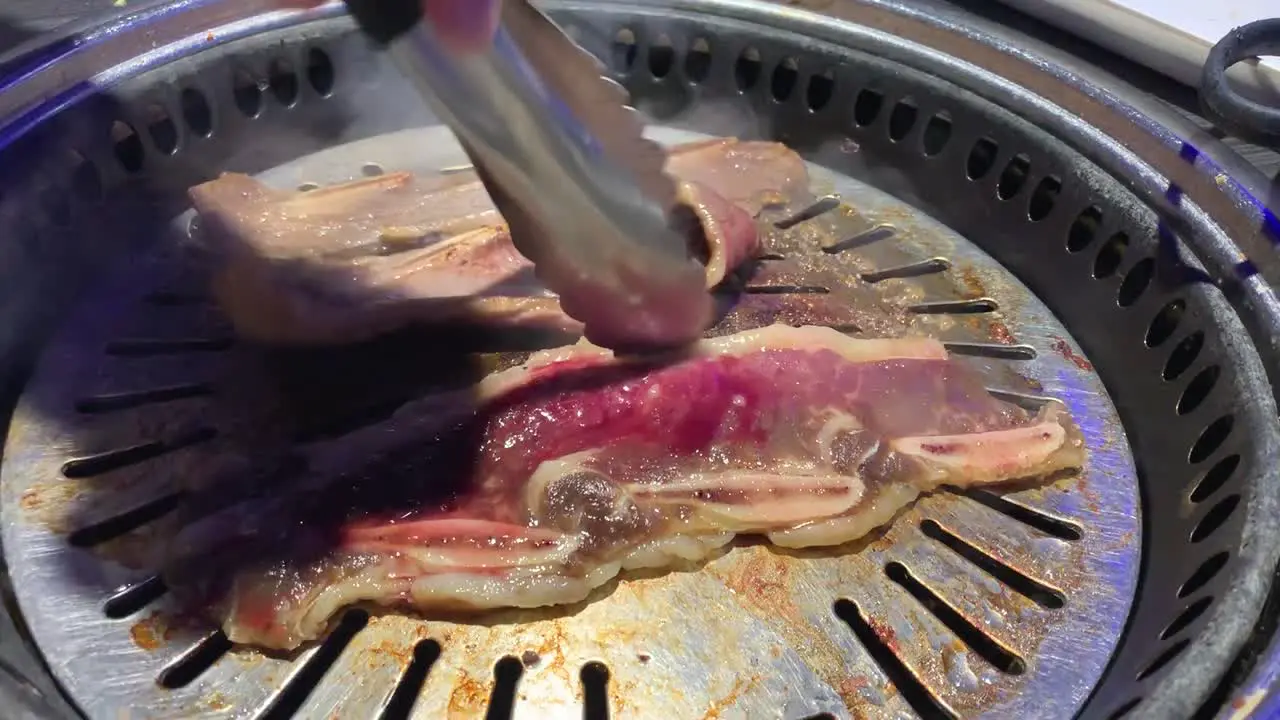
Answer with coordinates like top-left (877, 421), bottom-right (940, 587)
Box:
top-left (1050, 337), bottom-right (1094, 372)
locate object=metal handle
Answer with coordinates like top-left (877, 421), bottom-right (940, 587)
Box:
top-left (1200, 18), bottom-right (1280, 149)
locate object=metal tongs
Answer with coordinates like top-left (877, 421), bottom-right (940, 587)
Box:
top-left (342, 0), bottom-right (713, 352)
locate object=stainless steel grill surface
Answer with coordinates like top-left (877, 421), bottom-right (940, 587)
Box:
top-left (0, 2), bottom-right (1277, 720)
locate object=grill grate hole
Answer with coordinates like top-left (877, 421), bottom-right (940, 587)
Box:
top-left (861, 257), bottom-right (950, 283)
top-left (145, 104), bottom-right (179, 155)
top-left (648, 35), bottom-right (675, 79)
top-left (1136, 639), bottom-right (1190, 681)
top-left (105, 337), bottom-right (234, 356)
top-left (75, 382), bottom-right (214, 414)
top-left (1189, 415), bottom-right (1234, 463)
top-left (771, 57), bottom-right (799, 101)
top-left (232, 69), bottom-right (263, 117)
top-left (259, 610), bottom-right (369, 720)
top-left (1176, 365), bottom-right (1220, 415)
top-left (1160, 597), bottom-right (1214, 640)
top-left (1067, 206), bottom-right (1103, 252)
top-left (1145, 300), bottom-right (1185, 347)
top-left (362, 162), bottom-right (385, 177)
top-left (67, 492), bottom-right (185, 547)
top-left (103, 575), bottom-right (168, 618)
top-left (1164, 331), bottom-right (1204, 381)
top-left (1179, 552), bottom-right (1230, 598)
top-left (1093, 231), bottom-right (1129, 278)
top-left (379, 639), bottom-right (441, 720)
top-left (734, 47), bottom-right (761, 90)
top-left (908, 298), bottom-right (998, 314)
top-left (824, 225), bottom-right (896, 253)
top-left (806, 69), bottom-right (835, 111)
top-left (920, 519), bottom-right (1065, 608)
top-left (157, 631), bottom-right (233, 689)
top-left (485, 656), bottom-right (525, 720)
top-left (963, 489), bottom-right (1084, 540)
top-left (942, 342), bottom-right (1037, 360)
top-left (996, 153), bottom-right (1031, 200)
top-left (1191, 494), bottom-right (1241, 543)
top-left (887, 98), bottom-right (918, 141)
top-left (111, 121), bottom-right (145, 173)
top-left (1118, 258), bottom-right (1154, 306)
top-left (179, 88), bottom-right (213, 138)
top-left (833, 599), bottom-right (957, 720)
top-left (853, 89), bottom-right (883, 126)
top-left (966, 136), bottom-right (998, 179)
top-left (611, 29), bottom-right (637, 72)
top-left (1190, 454), bottom-right (1240, 503)
top-left (922, 112), bottom-right (952, 156)
top-left (306, 48), bottom-right (335, 96)
top-left (580, 662), bottom-right (611, 720)
top-left (885, 562), bottom-right (1027, 674)
top-left (1107, 697), bottom-right (1143, 719)
top-left (684, 37), bottom-right (712, 82)
top-left (775, 195), bottom-right (840, 229)
top-left (268, 58), bottom-right (299, 106)
top-left (61, 426), bottom-right (217, 478)
top-left (1028, 175), bottom-right (1061, 221)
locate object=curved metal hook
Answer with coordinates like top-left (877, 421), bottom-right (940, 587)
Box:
top-left (1200, 18), bottom-right (1280, 149)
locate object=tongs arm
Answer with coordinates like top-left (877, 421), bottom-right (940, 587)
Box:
top-left (340, 0), bottom-right (714, 352)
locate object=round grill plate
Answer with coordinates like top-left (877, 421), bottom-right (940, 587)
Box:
top-left (1, 126), bottom-right (1138, 719)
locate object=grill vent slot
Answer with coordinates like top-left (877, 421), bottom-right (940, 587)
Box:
top-left (1189, 415), bottom-right (1234, 463)
top-left (734, 47), bottom-right (762, 90)
top-left (1189, 455), bottom-right (1240, 503)
top-left (61, 426), bottom-right (216, 478)
top-left (962, 490), bottom-right (1083, 541)
top-left (379, 640), bottom-right (441, 720)
top-left (1179, 553), bottom-right (1230, 598)
top-left (1191, 494), bottom-right (1241, 544)
top-left (306, 48), bottom-right (336, 96)
top-left (485, 656), bottom-right (525, 720)
top-left (920, 519), bottom-right (1066, 609)
top-left (103, 575), bottom-right (168, 618)
top-left (834, 599), bottom-right (957, 720)
top-left (258, 609), bottom-right (369, 720)
top-left (111, 121), bottom-right (145, 173)
top-left (157, 631), bottom-right (233, 689)
top-left (771, 57), bottom-right (799, 101)
top-left (1067, 206), bottom-right (1103, 252)
top-left (580, 662), bottom-right (611, 720)
top-left (67, 492), bottom-right (184, 547)
top-left (885, 561), bottom-right (1027, 675)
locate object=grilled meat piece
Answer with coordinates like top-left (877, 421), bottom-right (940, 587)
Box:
top-left (187, 138), bottom-right (805, 345)
top-left (166, 324), bottom-right (1084, 650)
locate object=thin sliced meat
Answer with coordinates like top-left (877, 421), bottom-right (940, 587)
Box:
top-left (166, 324), bottom-right (1085, 650)
top-left (188, 139), bottom-right (787, 346)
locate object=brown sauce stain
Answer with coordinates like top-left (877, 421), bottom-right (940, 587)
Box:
top-left (711, 548), bottom-right (852, 705)
top-left (988, 321), bottom-right (1015, 345)
top-left (1051, 337), bottom-right (1093, 371)
top-left (701, 675), bottom-right (759, 720)
top-left (447, 671), bottom-right (489, 719)
top-left (129, 612), bottom-right (175, 651)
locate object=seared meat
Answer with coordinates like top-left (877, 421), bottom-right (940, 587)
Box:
top-left (187, 139), bottom-right (804, 346)
top-left (167, 324), bottom-right (1084, 650)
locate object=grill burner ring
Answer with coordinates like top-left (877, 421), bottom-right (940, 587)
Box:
top-left (0, 2), bottom-right (1276, 719)
top-left (1, 126), bottom-right (1138, 719)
